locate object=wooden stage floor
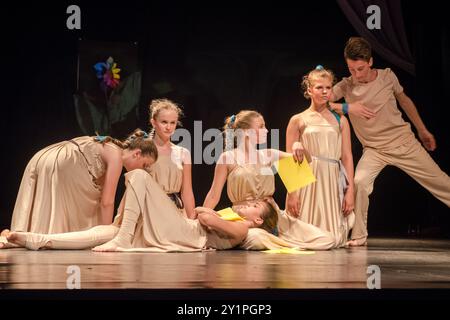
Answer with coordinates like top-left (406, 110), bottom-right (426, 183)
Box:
top-left (0, 237), bottom-right (449, 290)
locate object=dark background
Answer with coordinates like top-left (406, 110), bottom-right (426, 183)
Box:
top-left (1, 1), bottom-right (448, 237)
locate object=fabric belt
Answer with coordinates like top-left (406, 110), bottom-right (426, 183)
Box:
top-left (167, 192), bottom-right (184, 209)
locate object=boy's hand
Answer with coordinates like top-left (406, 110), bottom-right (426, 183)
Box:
top-left (418, 129), bottom-right (436, 151)
top-left (349, 101), bottom-right (376, 119)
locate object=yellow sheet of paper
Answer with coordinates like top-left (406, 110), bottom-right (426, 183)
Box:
top-left (217, 207), bottom-right (245, 221)
top-left (274, 156), bottom-right (316, 193)
top-left (262, 248), bottom-right (315, 255)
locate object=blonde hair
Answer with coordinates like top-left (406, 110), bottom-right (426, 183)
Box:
top-left (94, 129), bottom-right (158, 161)
top-left (223, 110), bottom-right (263, 150)
top-left (301, 67), bottom-right (335, 99)
top-left (259, 198), bottom-right (279, 234)
top-left (148, 98), bottom-right (184, 139)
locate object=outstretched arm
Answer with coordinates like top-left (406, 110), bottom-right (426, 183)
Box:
top-left (100, 145), bottom-right (123, 225)
top-left (340, 117), bottom-right (355, 216)
top-left (203, 153), bottom-right (229, 209)
top-left (329, 101), bottom-right (376, 120)
top-left (329, 91), bottom-right (375, 119)
top-left (180, 149), bottom-right (196, 219)
top-left (396, 91), bottom-right (436, 151)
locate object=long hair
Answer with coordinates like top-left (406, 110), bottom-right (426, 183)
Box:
top-left (223, 110), bottom-right (262, 151)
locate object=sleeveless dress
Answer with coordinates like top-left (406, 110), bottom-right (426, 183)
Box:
top-left (294, 109), bottom-right (354, 247)
top-left (112, 145), bottom-right (233, 252)
top-left (224, 150), bottom-right (341, 250)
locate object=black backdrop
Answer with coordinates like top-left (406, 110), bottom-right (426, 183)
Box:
top-left (1, 0), bottom-right (448, 237)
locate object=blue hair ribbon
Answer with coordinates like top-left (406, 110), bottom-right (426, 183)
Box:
top-left (95, 135), bottom-right (107, 142)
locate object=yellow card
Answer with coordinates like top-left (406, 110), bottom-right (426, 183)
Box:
top-left (274, 156), bottom-right (316, 193)
top-left (217, 207), bottom-right (245, 221)
top-left (262, 248), bottom-right (315, 255)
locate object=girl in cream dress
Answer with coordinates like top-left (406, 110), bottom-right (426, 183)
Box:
top-left (203, 110), bottom-right (353, 250)
top-left (286, 66), bottom-right (355, 246)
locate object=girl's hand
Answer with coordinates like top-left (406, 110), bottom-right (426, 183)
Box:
top-left (286, 193), bottom-right (300, 217)
top-left (292, 141), bottom-right (305, 163)
top-left (342, 190), bottom-right (354, 216)
top-left (194, 207), bottom-right (218, 216)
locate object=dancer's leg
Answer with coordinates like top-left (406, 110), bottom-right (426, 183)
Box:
top-left (7, 225), bottom-right (118, 250)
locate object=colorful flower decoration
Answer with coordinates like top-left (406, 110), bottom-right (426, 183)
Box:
top-left (94, 56), bottom-right (121, 91)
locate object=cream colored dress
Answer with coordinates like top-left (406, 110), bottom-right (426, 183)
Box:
top-left (224, 152), bottom-right (340, 250)
top-left (112, 145), bottom-right (219, 252)
top-left (294, 109), bottom-right (353, 247)
top-left (111, 169), bottom-right (209, 252)
top-left (10, 136), bottom-right (108, 234)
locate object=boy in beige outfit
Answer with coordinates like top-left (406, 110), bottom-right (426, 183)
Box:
top-left (330, 37), bottom-right (450, 246)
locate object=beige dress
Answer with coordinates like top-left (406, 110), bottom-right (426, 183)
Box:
top-left (294, 109), bottom-right (353, 247)
top-left (225, 155), bottom-right (340, 250)
top-left (111, 145), bottom-right (220, 251)
top-left (10, 136), bottom-right (108, 234)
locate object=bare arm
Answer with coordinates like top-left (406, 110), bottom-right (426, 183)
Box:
top-left (196, 207), bottom-right (248, 245)
top-left (203, 153), bottom-right (229, 209)
top-left (329, 90), bottom-right (375, 119)
top-left (180, 149), bottom-right (196, 219)
top-left (286, 115), bottom-right (306, 162)
top-left (285, 115), bottom-right (305, 216)
top-left (396, 91), bottom-right (436, 151)
top-left (99, 145), bottom-right (123, 225)
top-left (340, 117), bottom-right (355, 216)
top-left (329, 101), bottom-right (376, 119)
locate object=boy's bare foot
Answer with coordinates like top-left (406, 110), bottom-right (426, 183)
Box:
top-left (346, 236), bottom-right (367, 247)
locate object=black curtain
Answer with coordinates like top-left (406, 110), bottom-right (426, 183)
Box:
top-left (337, 0), bottom-right (415, 75)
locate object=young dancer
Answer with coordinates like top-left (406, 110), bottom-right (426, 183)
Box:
top-left (286, 65), bottom-right (355, 246)
top-left (330, 37), bottom-right (450, 246)
top-left (203, 110), bottom-right (348, 250)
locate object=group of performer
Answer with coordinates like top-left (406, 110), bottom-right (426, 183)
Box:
top-left (1, 37), bottom-right (449, 252)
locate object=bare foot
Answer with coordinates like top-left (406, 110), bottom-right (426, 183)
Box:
top-left (6, 232), bottom-right (26, 246)
top-left (1, 229), bottom-right (10, 237)
top-left (346, 236), bottom-right (367, 247)
top-left (0, 236), bottom-right (8, 249)
top-left (7, 232), bottom-right (49, 250)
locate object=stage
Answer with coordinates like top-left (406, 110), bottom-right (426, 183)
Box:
top-left (1, 237), bottom-right (449, 290)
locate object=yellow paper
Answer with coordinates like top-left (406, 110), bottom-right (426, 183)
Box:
top-left (274, 156), bottom-right (316, 193)
top-left (262, 248), bottom-right (315, 255)
top-left (217, 207), bottom-right (245, 221)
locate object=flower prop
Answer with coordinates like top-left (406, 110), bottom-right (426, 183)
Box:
top-left (94, 56), bottom-right (121, 91)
